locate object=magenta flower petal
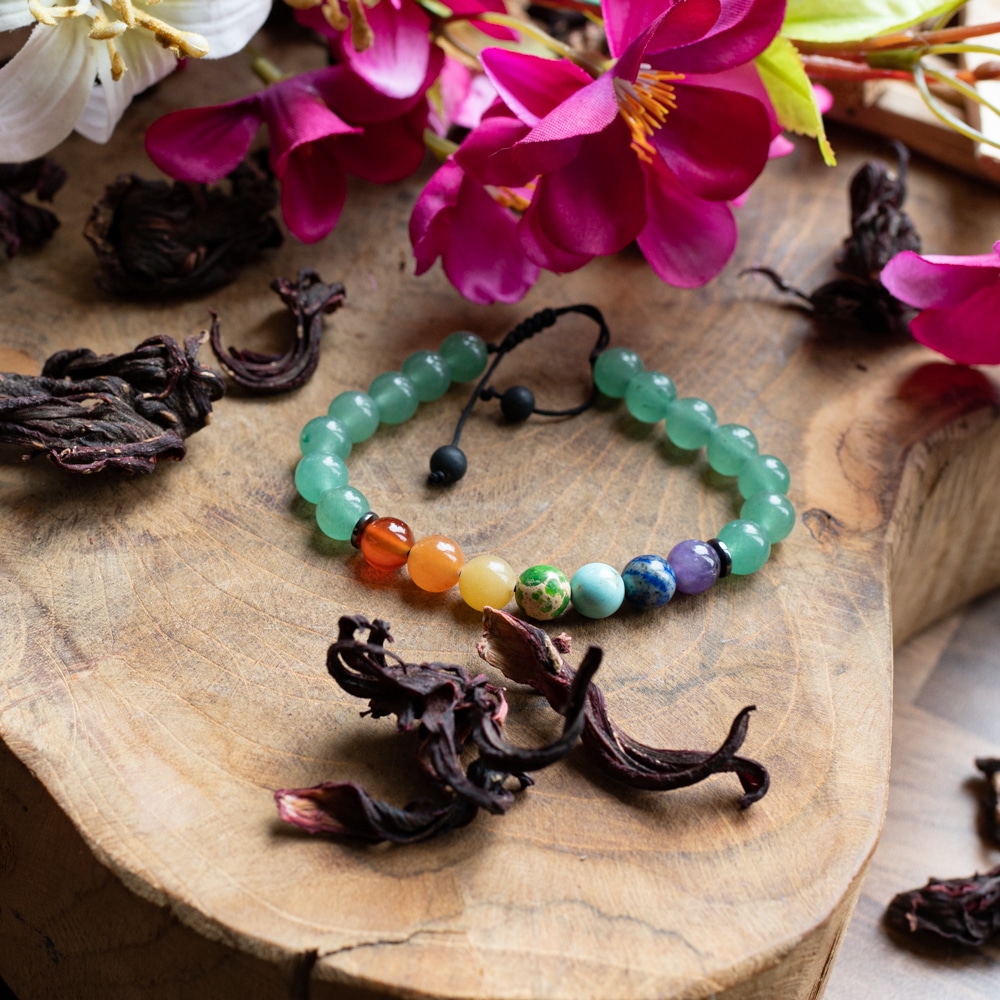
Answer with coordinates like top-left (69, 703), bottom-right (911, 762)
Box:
top-left (636, 159), bottom-right (737, 287)
top-left (480, 48), bottom-right (593, 127)
top-left (649, 0), bottom-right (787, 73)
top-left (606, 0), bottom-right (720, 61)
top-left (519, 197), bottom-right (594, 273)
top-left (650, 82), bottom-right (771, 200)
top-left (410, 160), bottom-right (463, 273)
top-left (449, 0), bottom-right (516, 40)
top-left (454, 112), bottom-right (529, 177)
top-left (340, 0), bottom-right (431, 100)
top-left (144, 100), bottom-right (260, 182)
top-left (535, 119), bottom-right (647, 256)
top-left (881, 249), bottom-right (1000, 309)
top-left (908, 285), bottom-right (1000, 364)
top-left (334, 105), bottom-right (427, 183)
top-left (279, 138), bottom-right (349, 243)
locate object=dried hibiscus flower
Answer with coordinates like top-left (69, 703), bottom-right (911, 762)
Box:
top-left (83, 157), bottom-right (283, 298)
top-left (1, 157), bottom-right (66, 257)
top-left (0, 334), bottom-right (224, 474)
top-left (477, 607), bottom-right (769, 806)
top-left (275, 615), bottom-right (600, 844)
top-left (886, 867), bottom-right (1000, 947)
top-left (209, 269), bottom-right (346, 395)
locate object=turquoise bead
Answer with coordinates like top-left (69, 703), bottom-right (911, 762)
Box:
top-left (740, 492), bottom-right (795, 543)
top-left (294, 452), bottom-right (348, 504)
top-left (625, 371), bottom-right (676, 423)
top-left (593, 347), bottom-right (644, 399)
top-left (707, 424), bottom-right (758, 476)
top-left (570, 562), bottom-right (625, 618)
top-left (717, 519), bottom-right (771, 575)
top-left (369, 371), bottom-right (419, 425)
top-left (439, 332), bottom-right (488, 382)
top-left (316, 486), bottom-right (369, 541)
top-left (327, 391), bottom-right (380, 443)
top-left (300, 416), bottom-right (351, 459)
top-left (737, 454), bottom-right (790, 499)
top-left (666, 397), bottom-right (718, 450)
top-left (402, 350), bottom-right (451, 402)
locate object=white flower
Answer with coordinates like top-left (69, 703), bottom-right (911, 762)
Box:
top-left (0, 0), bottom-right (272, 162)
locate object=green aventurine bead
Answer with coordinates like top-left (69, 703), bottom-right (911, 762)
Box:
top-left (707, 423), bottom-right (758, 476)
top-left (316, 485), bottom-right (369, 541)
top-left (300, 416), bottom-right (352, 459)
top-left (741, 491), bottom-right (795, 543)
top-left (328, 391), bottom-right (379, 443)
top-left (737, 454), bottom-right (790, 499)
top-left (625, 370), bottom-right (677, 423)
top-left (402, 350), bottom-right (452, 402)
top-left (439, 332), bottom-right (488, 382)
top-left (717, 519), bottom-right (771, 575)
top-left (369, 371), bottom-right (419, 424)
top-left (594, 347), bottom-right (644, 399)
top-left (666, 397), bottom-right (718, 450)
top-left (294, 452), bottom-right (349, 504)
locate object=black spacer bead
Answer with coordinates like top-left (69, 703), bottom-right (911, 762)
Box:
top-left (707, 538), bottom-right (732, 578)
top-left (351, 510), bottom-right (379, 548)
top-left (499, 385), bottom-right (536, 422)
top-left (428, 444), bottom-right (468, 485)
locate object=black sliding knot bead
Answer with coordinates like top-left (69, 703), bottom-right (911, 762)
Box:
top-left (428, 445), bottom-right (468, 485)
top-left (351, 510), bottom-right (379, 548)
top-left (499, 385), bottom-right (536, 422)
top-left (708, 538), bottom-right (732, 578)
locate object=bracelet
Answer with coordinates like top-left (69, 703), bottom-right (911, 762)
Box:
top-left (292, 307), bottom-right (794, 621)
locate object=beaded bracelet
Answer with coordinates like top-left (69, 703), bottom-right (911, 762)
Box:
top-left (293, 307), bottom-right (794, 621)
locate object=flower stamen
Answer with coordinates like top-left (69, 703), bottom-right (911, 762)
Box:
top-left (614, 68), bottom-right (683, 164)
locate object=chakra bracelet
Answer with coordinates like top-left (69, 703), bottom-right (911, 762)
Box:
top-left (293, 307), bottom-right (794, 621)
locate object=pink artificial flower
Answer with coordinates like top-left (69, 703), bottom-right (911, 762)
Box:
top-left (881, 244), bottom-right (1000, 364)
top-left (428, 57), bottom-right (497, 137)
top-left (411, 108), bottom-right (542, 303)
top-left (298, 0), bottom-right (512, 101)
top-left (146, 61), bottom-right (438, 243)
top-left (477, 0), bottom-right (785, 288)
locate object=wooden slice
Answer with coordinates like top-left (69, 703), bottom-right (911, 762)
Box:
top-left (2, 40), bottom-right (1000, 1000)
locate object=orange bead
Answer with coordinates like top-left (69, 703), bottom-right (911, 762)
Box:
top-left (407, 535), bottom-right (465, 592)
top-left (359, 516), bottom-right (414, 570)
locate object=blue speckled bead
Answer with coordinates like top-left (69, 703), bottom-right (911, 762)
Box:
top-left (368, 371), bottom-right (419, 425)
top-left (401, 350), bottom-right (452, 402)
top-left (327, 391), bottom-right (380, 443)
top-left (622, 555), bottom-right (677, 610)
top-left (294, 452), bottom-right (348, 504)
top-left (300, 416), bottom-right (351, 459)
top-left (570, 562), bottom-right (625, 619)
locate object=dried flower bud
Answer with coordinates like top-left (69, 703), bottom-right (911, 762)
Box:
top-left (0, 157), bottom-right (66, 257)
top-left (886, 867), bottom-right (1000, 947)
top-left (83, 156), bottom-right (283, 298)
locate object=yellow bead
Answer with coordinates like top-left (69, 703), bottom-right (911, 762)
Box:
top-left (459, 554), bottom-right (516, 612)
top-left (407, 534), bottom-right (464, 592)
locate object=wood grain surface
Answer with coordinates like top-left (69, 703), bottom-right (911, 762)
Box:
top-left (3, 28), bottom-right (1000, 999)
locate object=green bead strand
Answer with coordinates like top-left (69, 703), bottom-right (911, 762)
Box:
top-left (295, 452), bottom-right (349, 504)
top-left (666, 397), bottom-right (718, 450)
top-left (594, 347), bottom-right (643, 399)
top-left (439, 332), bottom-right (488, 382)
top-left (717, 519), bottom-right (771, 575)
top-left (625, 371), bottom-right (677, 424)
top-left (328, 391), bottom-right (380, 443)
top-left (740, 492), bottom-right (795, 543)
top-left (737, 454), bottom-right (790, 499)
top-left (369, 371), bottom-right (419, 425)
top-left (706, 424), bottom-right (758, 477)
top-left (316, 485), bottom-right (369, 541)
top-left (300, 416), bottom-right (352, 459)
top-left (402, 350), bottom-right (452, 402)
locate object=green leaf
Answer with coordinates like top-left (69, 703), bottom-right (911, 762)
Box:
top-left (782, 0), bottom-right (963, 43)
top-left (756, 37), bottom-right (836, 166)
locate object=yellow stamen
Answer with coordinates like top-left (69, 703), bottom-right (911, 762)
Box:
top-left (107, 38), bottom-right (126, 80)
top-left (28, 0), bottom-right (92, 26)
top-left (347, 0), bottom-right (373, 52)
top-left (320, 0), bottom-right (348, 31)
top-left (614, 68), bottom-right (683, 165)
top-left (487, 181), bottom-right (536, 214)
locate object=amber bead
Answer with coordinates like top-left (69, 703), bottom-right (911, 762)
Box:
top-left (359, 516), bottom-right (414, 571)
top-left (407, 535), bottom-right (465, 592)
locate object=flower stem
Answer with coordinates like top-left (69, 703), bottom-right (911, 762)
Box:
top-left (474, 11), bottom-right (606, 75)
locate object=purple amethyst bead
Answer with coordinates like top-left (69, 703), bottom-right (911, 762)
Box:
top-left (668, 539), bottom-right (721, 594)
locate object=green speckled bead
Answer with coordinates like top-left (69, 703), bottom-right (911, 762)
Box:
top-left (625, 370), bottom-right (676, 423)
top-left (593, 347), bottom-right (644, 399)
top-left (717, 519), bottom-right (771, 575)
top-left (294, 452), bottom-right (349, 504)
top-left (570, 562), bottom-right (625, 619)
top-left (402, 350), bottom-right (452, 402)
top-left (316, 486), bottom-right (369, 541)
top-left (740, 492), bottom-right (795, 543)
top-left (515, 564), bottom-right (571, 621)
top-left (707, 423), bottom-right (758, 476)
top-left (666, 397), bottom-right (718, 450)
top-left (300, 416), bottom-right (352, 459)
top-left (327, 391), bottom-right (379, 443)
top-left (439, 332), bottom-right (488, 382)
top-left (369, 371), bottom-right (419, 425)
top-left (737, 454), bottom-right (790, 499)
